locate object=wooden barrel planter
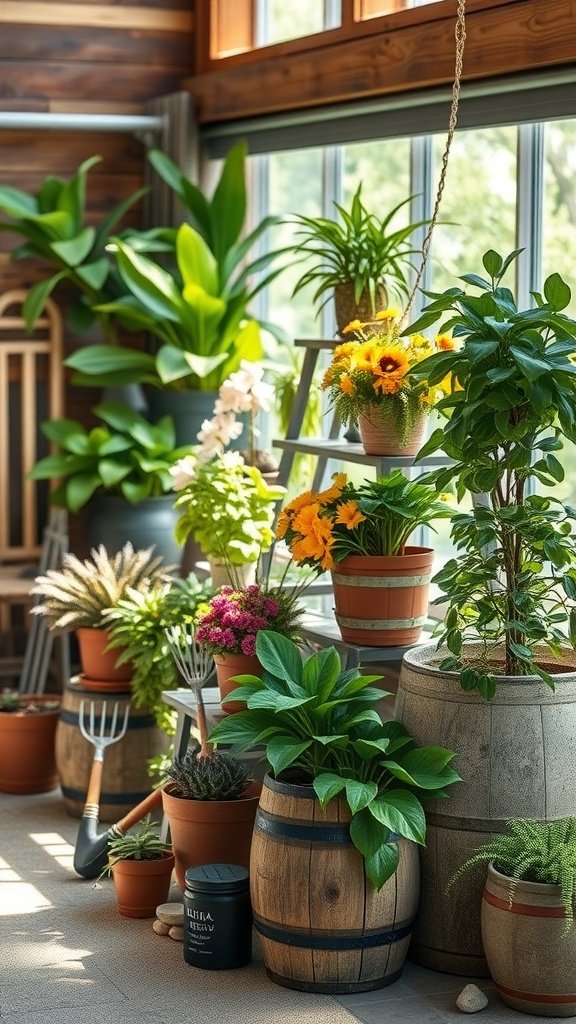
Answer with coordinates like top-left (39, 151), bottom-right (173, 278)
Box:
top-left (251, 774), bottom-right (419, 994)
top-left (396, 644), bottom-right (576, 977)
top-left (55, 677), bottom-right (169, 823)
top-left (331, 548), bottom-right (433, 646)
top-left (482, 864), bottom-right (576, 1017)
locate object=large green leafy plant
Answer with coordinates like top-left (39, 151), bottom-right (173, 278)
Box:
top-left (29, 401), bottom-right (192, 512)
top-left (210, 631), bottom-right (460, 889)
top-left (0, 156), bottom-right (148, 341)
top-left (66, 142), bottom-right (288, 391)
top-left (407, 249), bottom-right (576, 698)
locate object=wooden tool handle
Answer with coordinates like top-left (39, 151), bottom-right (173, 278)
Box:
top-left (85, 759), bottom-right (104, 809)
top-left (115, 788), bottom-right (164, 834)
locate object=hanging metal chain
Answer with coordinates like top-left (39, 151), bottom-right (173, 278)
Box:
top-left (402, 0), bottom-right (467, 325)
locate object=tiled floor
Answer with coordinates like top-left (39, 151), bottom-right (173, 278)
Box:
top-left (0, 790), bottom-right (548, 1023)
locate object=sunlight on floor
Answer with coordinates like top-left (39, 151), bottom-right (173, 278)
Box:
top-left (29, 831), bottom-right (75, 870)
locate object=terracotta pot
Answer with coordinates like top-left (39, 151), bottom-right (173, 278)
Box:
top-left (76, 628), bottom-right (132, 683)
top-left (208, 559), bottom-right (257, 589)
top-left (358, 410), bottom-right (427, 457)
top-left (251, 774), bottom-right (419, 993)
top-left (161, 782), bottom-right (261, 892)
top-left (396, 644), bottom-right (576, 976)
top-left (0, 696), bottom-right (60, 794)
top-left (331, 547), bottom-right (434, 646)
top-left (214, 653), bottom-right (261, 714)
top-left (111, 852), bottom-right (175, 918)
top-left (482, 863), bottom-right (576, 1016)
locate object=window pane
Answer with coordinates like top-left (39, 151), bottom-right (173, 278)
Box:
top-left (358, 0), bottom-right (443, 18)
top-left (543, 120), bottom-right (576, 317)
top-left (256, 0), bottom-right (336, 46)
top-left (429, 126), bottom-right (517, 293)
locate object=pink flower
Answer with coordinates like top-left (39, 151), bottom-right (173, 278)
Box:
top-left (263, 598), bottom-right (280, 618)
top-left (241, 634), bottom-right (257, 657)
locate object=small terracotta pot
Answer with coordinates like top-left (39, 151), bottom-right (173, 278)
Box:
top-left (0, 697), bottom-right (60, 794)
top-left (331, 547), bottom-right (434, 646)
top-left (214, 653), bottom-right (261, 714)
top-left (111, 852), bottom-right (175, 918)
top-left (162, 782), bottom-right (261, 893)
top-left (76, 628), bottom-right (132, 683)
top-left (358, 410), bottom-right (427, 456)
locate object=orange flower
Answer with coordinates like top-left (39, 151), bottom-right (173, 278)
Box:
top-left (371, 345), bottom-right (409, 395)
top-left (339, 373), bottom-right (355, 396)
top-left (436, 333), bottom-right (456, 351)
top-left (285, 490), bottom-right (314, 514)
top-left (275, 509), bottom-right (290, 540)
top-left (319, 546), bottom-right (335, 571)
top-left (316, 472), bottom-right (347, 505)
top-left (350, 340), bottom-right (378, 371)
top-left (334, 342), bottom-right (357, 360)
top-left (342, 319), bottom-right (362, 335)
top-left (290, 503), bottom-right (334, 566)
top-left (322, 366), bottom-right (335, 389)
top-left (335, 500), bottom-right (366, 530)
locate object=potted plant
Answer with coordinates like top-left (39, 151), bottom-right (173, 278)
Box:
top-left (99, 817), bottom-right (175, 918)
top-left (291, 186), bottom-right (426, 334)
top-left (393, 249), bottom-right (576, 974)
top-left (0, 156), bottom-right (151, 342)
top-left (0, 688), bottom-right (61, 794)
top-left (65, 142), bottom-right (289, 444)
top-left (277, 469), bottom-right (452, 645)
top-left (170, 450), bottom-right (285, 586)
top-left (102, 573), bottom-right (214, 730)
top-left (161, 624), bottom-right (260, 891)
top-left (209, 630), bottom-right (460, 993)
top-left (31, 542), bottom-right (164, 684)
top-left (28, 401), bottom-right (194, 561)
top-left (321, 312), bottom-right (455, 455)
top-left (195, 581), bottom-right (304, 713)
top-left (450, 818), bottom-right (576, 1016)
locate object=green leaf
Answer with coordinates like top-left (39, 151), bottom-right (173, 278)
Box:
top-left (255, 631), bottom-right (304, 686)
top-left (544, 272), bottom-right (571, 312)
top-left (482, 249), bottom-right (503, 279)
top-left (313, 772), bottom-right (347, 808)
top-left (210, 141), bottom-right (247, 264)
top-left (65, 472), bottom-right (101, 512)
top-left (302, 647), bottom-right (341, 699)
top-left (176, 222), bottom-right (218, 294)
top-left (369, 790), bottom-right (427, 845)
top-left (51, 226), bottom-right (95, 267)
top-left (345, 779), bottom-right (378, 815)
top-left (266, 736), bottom-right (312, 776)
top-left (22, 273), bottom-right (67, 330)
top-left (364, 842), bottom-right (400, 891)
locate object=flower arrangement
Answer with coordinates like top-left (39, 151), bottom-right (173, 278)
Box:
top-left (276, 469), bottom-right (452, 572)
top-left (322, 310), bottom-right (456, 442)
top-left (170, 450), bottom-right (285, 567)
top-left (196, 583), bottom-right (303, 657)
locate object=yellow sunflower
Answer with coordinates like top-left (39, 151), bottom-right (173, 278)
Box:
top-left (371, 345), bottom-right (410, 395)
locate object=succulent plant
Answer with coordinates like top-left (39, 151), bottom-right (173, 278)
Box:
top-left (100, 817), bottom-right (172, 877)
top-left (31, 542), bottom-right (165, 632)
top-left (0, 689), bottom-right (59, 713)
top-left (164, 749), bottom-right (253, 801)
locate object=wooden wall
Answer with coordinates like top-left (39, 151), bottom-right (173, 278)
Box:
top-left (0, 0), bottom-right (195, 352)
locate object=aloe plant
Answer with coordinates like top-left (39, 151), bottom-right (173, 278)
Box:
top-left (0, 157), bottom-right (150, 341)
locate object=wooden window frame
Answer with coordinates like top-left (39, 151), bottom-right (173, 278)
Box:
top-left (189, 1), bottom-right (576, 126)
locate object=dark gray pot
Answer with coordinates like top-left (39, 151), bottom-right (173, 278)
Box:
top-left (145, 389), bottom-right (247, 449)
top-left (85, 494), bottom-right (181, 568)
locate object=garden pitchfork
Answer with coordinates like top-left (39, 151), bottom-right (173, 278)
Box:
top-left (78, 699), bottom-right (130, 825)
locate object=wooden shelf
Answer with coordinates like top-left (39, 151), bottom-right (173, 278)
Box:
top-left (273, 437), bottom-right (449, 469)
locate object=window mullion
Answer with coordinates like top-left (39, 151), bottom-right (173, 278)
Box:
top-left (516, 122), bottom-right (544, 308)
top-left (409, 134), bottom-right (434, 322)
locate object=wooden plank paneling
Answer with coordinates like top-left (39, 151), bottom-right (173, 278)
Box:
top-left (0, 63), bottom-right (191, 102)
top-left (0, 26), bottom-right (191, 66)
top-left (0, 3), bottom-right (193, 32)
top-left (187, 0), bottom-right (576, 122)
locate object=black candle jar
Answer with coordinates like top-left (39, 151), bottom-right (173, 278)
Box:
top-left (183, 863), bottom-right (252, 970)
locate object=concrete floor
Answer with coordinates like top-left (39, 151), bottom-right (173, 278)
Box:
top-left (0, 790), bottom-right (548, 1024)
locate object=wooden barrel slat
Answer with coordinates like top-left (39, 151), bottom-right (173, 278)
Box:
top-left (250, 775), bottom-right (419, 994)
top-left (397, 644), bottom-right (576, 976)
top-left (55, 677), bottom-right (169, 823)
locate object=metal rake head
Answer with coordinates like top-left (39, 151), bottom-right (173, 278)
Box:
top-left (165, 624), bottom-right (213, 694)
top-left (78, 699), bottom-right (129, 753)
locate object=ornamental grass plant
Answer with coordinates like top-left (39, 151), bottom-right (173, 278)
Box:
top-left (276, 469), bottom-right (452, 572)
top-left (322, 311), bottom-right (457, 443)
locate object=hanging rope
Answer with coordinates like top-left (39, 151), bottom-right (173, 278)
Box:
top-left (402, 0), bottom-right (467, 325)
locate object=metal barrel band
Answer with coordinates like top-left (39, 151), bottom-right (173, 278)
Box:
top-left (335, 614), bottom-right (428, 629)
top-left (332, 572), bottom-right (431, 588)
top-left (255, 809), bottom-right (353, 845)
top-left (253, 914), bottom-right (415, 950)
